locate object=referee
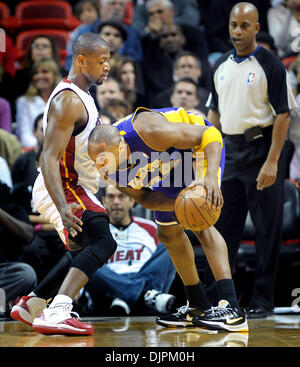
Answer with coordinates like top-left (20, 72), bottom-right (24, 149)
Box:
top-left (206, 2), bottom-right (297, 318)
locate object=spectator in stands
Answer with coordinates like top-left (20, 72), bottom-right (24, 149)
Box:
top-left (169, 78), bottom-right (206, 117)
top-left (110, 55), bottom-right (146, 108)
top-left (10, 114), bottom-right (44, 214)
top-left (92, 76), bottom-right (125, 111)
top-left (11, 139), bottom-right (67, 283)
top-left (100, 110), bottom-right (117, 125)
top-left (0, 34), bottom-right (16, 114)
top-left (149, 51), bottom-right (209, 113)
top-left (267, 0), bottom-right (300, 58)
top-left (0, 241), bottom-right (37, 316)
top-left (256, 31), bottom-right (278, 54)
top-left (138, 0), bottom-right (210, 79)
top-left (74, 0), bottom-right (100, 26)
top-left (13, 35), bottom-right (65, 102)
top-left (173, 51), bottom-right (203, 82)
top-left (0, 178), bottom-right (35, 264)
top-left (85, 185), bottom-right (176, 315)
top-left (16, 59), bottom-right (61, 149)
top-left (98, 19), bottom-right (129, 57)
top-left (142, 18), bottom-right (210, 101)
top-left (142, 22), bottom-right (183, 100)
top-left (100, 0), bottom-right (131, 24)
top-left (132, 0), bottom-right (200, 37)
top-left (99, 0), bottom-right (142, 62)
top-left (0, 129), bottom-right (23, 171)
top-left (0, 34), bottom-right (15, 79)
top-left (12, 113), bottom-right (43, 188)
top-left (101, 98), bottom-right (133, 120)
top-left (67, 1), bottom-right (101, 71)
top-left (23, 195), bottom-right (67, 283)
top-left (0, 97), bottom-right (12, 133)
top-left (65, 0), bottom-right (143, 70)
top-left (0, 156), bottom-right (37, 315)
top-left (0, 157), bottom-right (12, 190)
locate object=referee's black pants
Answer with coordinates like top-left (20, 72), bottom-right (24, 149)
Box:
top-left (205, 127), bottom-right (287, 309)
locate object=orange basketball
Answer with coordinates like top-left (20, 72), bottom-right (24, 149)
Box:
top-left (175, 185), bottom-right (221, 231)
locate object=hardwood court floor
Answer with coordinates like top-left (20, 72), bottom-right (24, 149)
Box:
top-left (0, 314), bottom-right (300, 347)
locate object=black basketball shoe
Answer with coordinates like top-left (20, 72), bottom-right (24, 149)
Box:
top-left (192, 300), bottom-right (248, 332)
top-left (156, 302), bottom-right (204, 328)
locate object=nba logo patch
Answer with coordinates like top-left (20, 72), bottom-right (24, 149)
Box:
top-left (247, 72), bottom-right (255, 85)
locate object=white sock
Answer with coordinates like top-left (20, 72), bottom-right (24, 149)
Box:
top-left (49, 294), bottom-right (73, 308)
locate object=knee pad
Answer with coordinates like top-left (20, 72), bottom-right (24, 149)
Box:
top-left (71, 234), bottom-right (117, 279)
top-left (86, 233), bottom-right (117, 265)
top-left (70, 212), bottom-right (117, 278)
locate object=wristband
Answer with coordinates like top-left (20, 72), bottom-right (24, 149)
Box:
top-left (35, 224), bottom-right (42, 232)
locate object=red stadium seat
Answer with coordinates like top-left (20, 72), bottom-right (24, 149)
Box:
top-left (15, 28), bottom-right (70, 65)
top-left (0, 2), bottom-right (18, 33)
top-left (0, 2), bottom-right (9, 24)
top-left (14, 1), bottom-right (80, 31)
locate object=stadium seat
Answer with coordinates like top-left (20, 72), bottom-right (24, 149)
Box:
top-left (15, 29), bottom-right (70, 65)
top-left (13, 1), bottom-right (80, 31)
top-left (0, 2), bottom-right (9, 25)
top-left (0, 2), bottom-right (18, 33)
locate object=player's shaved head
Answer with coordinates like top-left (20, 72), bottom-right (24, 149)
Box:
top-left (230, 2), bottom-right (259, 23)
top-left (89, 124), bottom-right (122, 156)
top-left (72, 32), bottom-right (107, 58)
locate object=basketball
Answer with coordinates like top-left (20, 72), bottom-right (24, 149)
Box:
top-left (175, 185), bottom-right (221, 231)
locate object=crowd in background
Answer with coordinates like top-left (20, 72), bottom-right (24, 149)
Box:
top-left (0, 0), bottom-right (300, 316)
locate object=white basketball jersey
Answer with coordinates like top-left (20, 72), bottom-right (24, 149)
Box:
top-left (43, 78), bottom-right (102, 193)
top-left (32, 78), bottom-right (107, 244)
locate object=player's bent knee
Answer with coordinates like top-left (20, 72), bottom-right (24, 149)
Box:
top-left (157, 224), bottom-right (184, 245)
top-left (194, 226), bottom-right (218, 247)
top-left (70, 211), bottom-right (118, 278)
top-left (90, 234), bottom-right (117, 264)
top-left (71, 234), bottom-right (117, 279)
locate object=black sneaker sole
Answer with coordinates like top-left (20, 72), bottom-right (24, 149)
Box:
top-left (192, 318), bottom-right (249, 332)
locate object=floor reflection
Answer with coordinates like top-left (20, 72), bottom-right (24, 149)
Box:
top-left (0, 315), bottom-right (300, 347)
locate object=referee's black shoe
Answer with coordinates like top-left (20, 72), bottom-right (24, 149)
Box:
top-left (156, 302), bottom-right (204, 328)
top-left (192, 300), bottom-right (248, 332)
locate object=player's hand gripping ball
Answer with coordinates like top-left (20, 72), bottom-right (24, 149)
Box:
top-left (175, 185), bottom-right (221, 231)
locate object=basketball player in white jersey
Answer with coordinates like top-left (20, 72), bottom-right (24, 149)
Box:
top-left (11, 33), bottom-right (118, 336)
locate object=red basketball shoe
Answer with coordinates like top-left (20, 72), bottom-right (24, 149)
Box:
top-left (10, 296), bottom-right (47, 327)
top-left (32, 303), bottom-right (94, 336)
